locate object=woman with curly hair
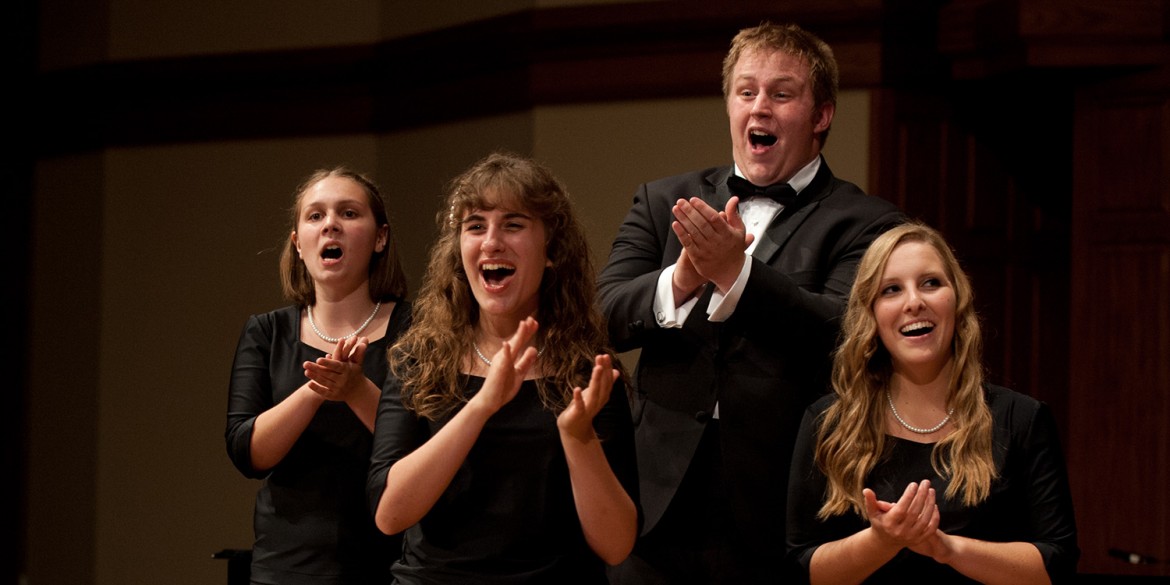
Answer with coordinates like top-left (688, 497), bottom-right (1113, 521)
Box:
top-left (786, 221), bottom-right (1078, 584)
top-left (367, 151), bottom-right (638, 583)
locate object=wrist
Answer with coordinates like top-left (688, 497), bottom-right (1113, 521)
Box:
top-left (464, 393), bottom-right (501, 420)
top-left (558, 425), bottom-right (598, 446)
top-left (299, 385), bottom-right (328, 405)
top-left (862, 526), bottom-right (904, 556)
top-left (712, 254), bottom-right (749, 294)
top-left (672, 274), bottom-right (704, 300)
top-left (930, 531), bottom-right (957, 565)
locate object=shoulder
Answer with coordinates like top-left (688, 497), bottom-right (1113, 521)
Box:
top-left (233, 306), bottom-right (299, 355)
top-left (244, 305), bottom-right (299, 334)
top-left (387, 298), bottom-right (414, 331)
top-left (817, 175), bottom-right (901, 218)
top-left (809, 392), bottom-right (839, 417)
top-left (641, 166), bottom-right (729, 195)
top-left (984, 383), bottom-right (1041, 410)
top-left (804, 160), bottom-right (899, 214)
top-left (983, 383), bottom-right (1049, 432)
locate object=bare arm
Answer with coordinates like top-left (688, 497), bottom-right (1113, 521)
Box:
top-left (914, 533), bottom-right (1049, 585)
top-left (249, 383), bottom-right (325, 471)
top-left (556, 354), bottom-right (638, 565)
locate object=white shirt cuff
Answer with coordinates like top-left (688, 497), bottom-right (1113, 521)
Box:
top-left (707, 253), bottom-right (752, 322)
top-left (653, 264), bottom-right (700, 328)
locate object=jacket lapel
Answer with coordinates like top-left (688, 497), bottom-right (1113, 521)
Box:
top-left (751, 159), bottom-right (834, 264)
top-left (702, 167), bottom-right (733, 211)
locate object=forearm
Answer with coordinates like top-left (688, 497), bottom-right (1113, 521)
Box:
top-left (375, 400), bottom-right (493, 534)
top-left (561, 430), bottom-right (637, 565)
top-left (930, 535), bottom-right (1049, 585)
top-left (809, 528), bottom-right (902, 585)
top-left (249, 383), bottom-right (324, 471)
top-left (345, 377), bottom-right (381, 432)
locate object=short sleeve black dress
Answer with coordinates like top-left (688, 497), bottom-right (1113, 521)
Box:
top-left (226, 302), bottom-right (412, 585)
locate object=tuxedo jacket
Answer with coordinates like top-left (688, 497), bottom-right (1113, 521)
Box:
top-left (598, 160), bottom-right (904, 552)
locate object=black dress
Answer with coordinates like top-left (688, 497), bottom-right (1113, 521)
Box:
top-left (367, 372), bottom-right (638, 584)
top-left (226, 302), bottom-right (411, 585)
top-left (787, 384), bottom-right (1080, 584)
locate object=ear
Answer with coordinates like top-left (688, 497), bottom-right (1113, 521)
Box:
top-left (375, 225), bottom-right (389, 253)
top-left (291, 230), bottom-right (301, 257)
top-left (812, 101), bottom-right (835, 135)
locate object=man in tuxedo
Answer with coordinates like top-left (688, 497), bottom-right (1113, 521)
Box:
top-left (599, 22), bottom-right (904, 584)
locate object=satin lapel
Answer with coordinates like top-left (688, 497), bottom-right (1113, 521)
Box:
top-left (751, 201), bottom-right (819, 263)
top-left (751, 159), bottom-right (833, 264)
top-left (702, 167), bottom-right (733, 212)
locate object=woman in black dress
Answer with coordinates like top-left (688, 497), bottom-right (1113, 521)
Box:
top-left (227, 167), bottom-right (410, 584)
top-left (786, 221), bottom-right (1078, 584)
top-left (368, 152), bottom-right (638, 584)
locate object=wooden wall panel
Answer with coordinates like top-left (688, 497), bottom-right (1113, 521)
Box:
top-left (1071, 74), bottom-right (1170, 575)
top-left (871, 84), bottom-right (1071, 416)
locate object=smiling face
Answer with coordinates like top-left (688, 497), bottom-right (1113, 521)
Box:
top-left (873, 241), bottom-right (957, 381)
top-left (292, 176), bottom-right (387, 297)
top-left (458, 190), bottom-right (549, 327)
top-left (726, 47), bottom-right (833, 186)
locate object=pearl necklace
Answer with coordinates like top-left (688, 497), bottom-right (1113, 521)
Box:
top-left (307, 301), bottom-right (381, 343)
top-left (472, 341), bottom-right (542, 367)
top-left (886, 391), bottom-right (953, 434)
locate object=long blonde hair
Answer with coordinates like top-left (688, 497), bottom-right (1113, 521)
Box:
top-left (814, 222), bottom-right (996, 518)
top-left (389, 152), bottom-right (618, 419)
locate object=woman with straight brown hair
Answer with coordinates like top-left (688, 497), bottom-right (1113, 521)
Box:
top-left (227, 167), bottom-right (410, 584)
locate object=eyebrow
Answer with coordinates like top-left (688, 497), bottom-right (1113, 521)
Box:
top-left (302, 198), bottom-right (367, 210)
top-left (735, 72), bottom-right (799, 84)
top-left (460, 210), bottom-right (533, 223)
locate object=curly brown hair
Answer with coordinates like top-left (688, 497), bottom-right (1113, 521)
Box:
top-left (389, 151), bottom-right (620, 419)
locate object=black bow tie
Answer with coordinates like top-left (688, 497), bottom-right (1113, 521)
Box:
top-left (727, 175), bottom-right (797, 206)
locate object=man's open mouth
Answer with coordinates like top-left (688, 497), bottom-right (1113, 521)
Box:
top-left (749, 130), bottom-right (777, 147)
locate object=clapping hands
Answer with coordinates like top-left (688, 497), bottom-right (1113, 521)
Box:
top-left (865, 480), bottom-right (940, 551)
top-left (303, 336), bottom-right (369, 402)
top-left (671, 196), bottom-right (754, 294)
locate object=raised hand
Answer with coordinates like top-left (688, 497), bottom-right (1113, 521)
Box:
top-left (470, 317), bottom-right (540, 414)
top-left (556, 354), bottom-right (619, 443)
top-left (671, 196), bottom-right (752, 293)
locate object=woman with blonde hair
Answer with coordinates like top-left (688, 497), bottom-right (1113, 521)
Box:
top-left (786, 221), bottom-right (1078, 583)
top-left (367, 152), bottom-right (637, 583)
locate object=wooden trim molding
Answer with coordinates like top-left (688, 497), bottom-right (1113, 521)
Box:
top-left (32, 1), bottom-right (901, 155)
